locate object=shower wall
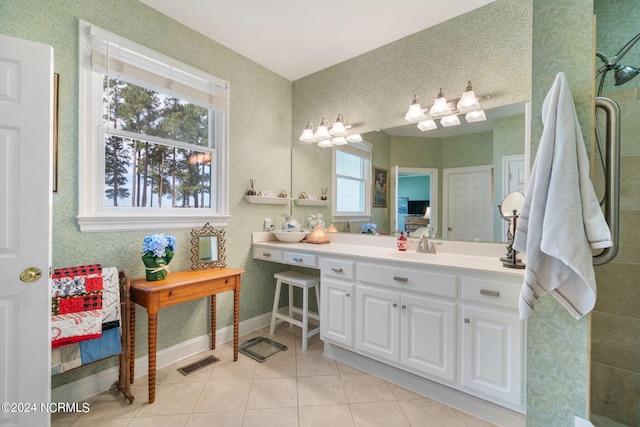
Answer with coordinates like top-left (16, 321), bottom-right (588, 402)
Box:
top-left (591, 3), bottom-right (640, 425)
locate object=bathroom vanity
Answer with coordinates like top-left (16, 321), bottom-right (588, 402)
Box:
top-left (252, 232), bottom-right (526, 426)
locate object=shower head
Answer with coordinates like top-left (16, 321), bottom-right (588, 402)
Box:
top-left (614, 64), bottom-right (640, 86)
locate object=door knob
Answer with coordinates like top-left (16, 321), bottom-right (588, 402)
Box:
top-left (20, 267), bottom-right (42, 282)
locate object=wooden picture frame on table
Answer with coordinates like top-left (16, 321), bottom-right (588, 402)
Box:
top-left (373, 166), bottom-right (388, 208)
top-left (53, 73), bottom-right (59, 193)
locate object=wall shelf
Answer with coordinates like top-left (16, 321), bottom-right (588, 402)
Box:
top-left (294, 199), bottom-right (329, 206)
top-left (244, 195), bottom-right (291, 205)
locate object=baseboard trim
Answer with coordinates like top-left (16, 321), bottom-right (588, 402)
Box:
top-left (323, 342), bottom-right (525, 427)
top-left (51, 312), bottom-right (273, 403)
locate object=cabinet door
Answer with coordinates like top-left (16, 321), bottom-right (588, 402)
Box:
top-left (356, 286), bottom-right (400, 363)
top-left (320, 279), bottom-right (354, 348)
top-left (401, 294), bottom-right (456, 382)
top-left (461, 305), bottom-right (522, 407)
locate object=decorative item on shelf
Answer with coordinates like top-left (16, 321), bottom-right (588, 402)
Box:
top-left (298, 191), bottom-right (308, 199)
top-left (308, 194), bottom-right (317, 200)
top-left (279, 189), bottom-right (288, 198)
top-left (361, 223), bottom-right (377, 234)
top-left (246, 179), bottom-right (257, 196)
top-left (141, 233), bottom-right (177, 281)
top-left (306, 225), bottom-right (330, 244)
top-left (404, 81), bottom-right (489, 133)
top-left (258, 190), bottom-right (272, 197)
top-left (320, 188), bottom-right (328, 201)
top-left (298, 114), bottom-right (363, 148)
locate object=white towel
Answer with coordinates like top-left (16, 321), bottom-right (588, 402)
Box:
top-left (513, 72), bottom-right (612, 320)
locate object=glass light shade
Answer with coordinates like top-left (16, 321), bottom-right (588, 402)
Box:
top-left (465, 110), bottom-right (486, 123)
top-left (417, 120), bottom-right (437, 131)
top-left (429, 95), bottom-right (451, 117)
top-left (317, 138), bottom-right (333, 148)
top-left (405, 102), bottom-right (427, 122)
top-left (332, 136), bottom-right (348, 145)
top-left (440, 114), bottom-right (461, 127)
top-left (314, 124), bottom-right (330, 140)
top-left (299, 127), bottom-right (316, 143)
top-left (457, 90), bottom-right (480, 112)
top-left (330, 114), bottom-right (348, 136)
top-left (346, 133), bottom-right (363, 143)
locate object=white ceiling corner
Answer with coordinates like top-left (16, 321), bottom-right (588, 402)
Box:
top-left (139, 0), bottom-right (496, 81)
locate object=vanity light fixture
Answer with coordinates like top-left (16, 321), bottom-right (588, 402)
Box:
top-left (465, 109), bottom-right (487, 123)
top-left (404, 81), bottom-right (487, 132)
top-left (298, 114), bottom-right (361, 147)
top-left (405, 95), bottom-right (427, 121)
top-left (429, 88), bottom-right (452, 117)
top-left (314, 118), bottom-right (331, 140)
top-left (456, 81), bottom-right (481, 112)
top-left (440, 114), bottom-right (461, 127)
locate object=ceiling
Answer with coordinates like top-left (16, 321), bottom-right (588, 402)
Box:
top-left (139, 0), bottom-right (496, 81)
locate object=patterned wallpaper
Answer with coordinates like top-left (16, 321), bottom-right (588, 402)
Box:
top-left (0, 0), bottom-right (293, 387)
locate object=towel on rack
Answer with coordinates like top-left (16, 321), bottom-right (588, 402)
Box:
top-left (513, 72), bottom-right (612, 320)
top-left (51, 264), bottom-right (104, 348)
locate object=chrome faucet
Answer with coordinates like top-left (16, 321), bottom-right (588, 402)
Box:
top-left (416, 234), bottom-right (436, 254)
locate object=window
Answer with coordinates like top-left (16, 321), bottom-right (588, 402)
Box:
top-left (77, 21), bottom-right (229, 232)
top-left (332, 143), bottom-right (372, 220)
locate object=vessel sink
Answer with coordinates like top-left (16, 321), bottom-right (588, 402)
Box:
top-left (272, 230), bottom-right (309, 243)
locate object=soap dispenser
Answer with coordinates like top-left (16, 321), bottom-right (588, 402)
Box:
top-left (397, 231), bottom-right (407, 251)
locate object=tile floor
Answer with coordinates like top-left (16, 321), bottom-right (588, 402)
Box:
top-left (52, 325), bottom-right (495, 427)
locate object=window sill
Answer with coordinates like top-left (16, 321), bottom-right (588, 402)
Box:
top-left (77, 213), bottom-right (231, 233)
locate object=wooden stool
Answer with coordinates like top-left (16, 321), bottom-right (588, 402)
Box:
top-left (269, 271), bottom-right (320, 351)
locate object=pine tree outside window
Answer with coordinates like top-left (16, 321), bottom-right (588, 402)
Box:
top-left (78, 21), bottom-right (229, 232)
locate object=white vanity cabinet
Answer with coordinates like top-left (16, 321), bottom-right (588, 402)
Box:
top-left (460, 275), bottom-right (523, 408)
top-left (355, 262), bottom-right (458, 383)
top-left (320, 258), bottom-right (356, 348)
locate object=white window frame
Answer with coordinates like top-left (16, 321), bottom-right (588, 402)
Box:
top-left (332, 142), bottom-right (372, 222)
top-left (77, 20), bottom-right (230, 232)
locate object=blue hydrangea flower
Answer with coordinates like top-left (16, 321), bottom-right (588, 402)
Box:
top-left (142, 233), bottom-right (177, 258)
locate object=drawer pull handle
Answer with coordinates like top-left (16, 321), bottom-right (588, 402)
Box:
top-left (480, 289), bottom-right (500, 297)
top-left (293, 257), bottom-right (303, 262)
top-left (262, 252), bottom-right (271, 257)
top-left (393, 276), bottom-right (408, 282)
top-left (464, 318), bottom-right (470, 324)
top-left (392, 303), bottom-right (398, 308)
top-left (331, 267), bottom-right (343, 273)
top-left (346, 293), bottom-right (351, 298)
top-left (402, 304), bottom-right (407, 310)
top-left (169, 291), bottom-right (175, 297)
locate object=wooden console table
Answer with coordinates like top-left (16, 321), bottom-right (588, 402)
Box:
top-left (129, 268), bottom-right (244, 403)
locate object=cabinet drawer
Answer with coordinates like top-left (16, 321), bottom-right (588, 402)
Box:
top-left (461, 276), bottom-right (520, 309)
top-left (283, 251), bottom-right (317, 267)
top-left (321, 258), bottom-right (355, 280)
top-left (357, 263), bottom-right (457, 298)
top-left (253, 247), bottom-right (283, 262)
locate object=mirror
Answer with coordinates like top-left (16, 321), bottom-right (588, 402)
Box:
top-left (291, 101), bottom-right (529, 243)
top-left (191, 223), bottom-right (227, 269)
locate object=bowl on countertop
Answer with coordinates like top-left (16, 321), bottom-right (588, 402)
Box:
top-left (272, 230), bottom-right (309, 243)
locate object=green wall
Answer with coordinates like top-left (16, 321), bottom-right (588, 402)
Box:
top-left (0, 0), bottom-right (293, 387)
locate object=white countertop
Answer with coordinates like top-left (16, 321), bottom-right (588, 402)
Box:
top-left (253, 232), bottom-right (525, 277)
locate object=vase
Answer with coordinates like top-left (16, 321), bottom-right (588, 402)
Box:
top-left (141, 249), bottom-right (174, 281)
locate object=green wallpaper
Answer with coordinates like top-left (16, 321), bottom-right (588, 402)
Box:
top-left (528, 0), bottom-right (594, 425)
top-left (0, 0), bottom-right (293, 387)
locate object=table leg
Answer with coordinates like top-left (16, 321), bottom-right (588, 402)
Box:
top-left (129, 301), bottom-right (136, 383)
top-left (233, 287), bottom-right (239, 361)
top-left (210, 294), bottom-right (216, 349)
top-left (147, 311), bottom-right (158, 403)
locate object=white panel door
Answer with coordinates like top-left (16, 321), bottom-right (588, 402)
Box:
top-left (461, 305), bottom-right (522, 406)
top-left (320, 279), bottom-right (354, 347)
top-left (401, 294), bottom-right (456, 382)
top-left (356, 286), bottom-right (400, 363)
top-left (443, 166), bottom-right (493, 241)
top-left (0, 33), bottom-right (53, 427)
